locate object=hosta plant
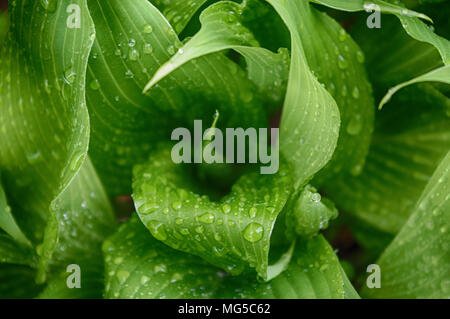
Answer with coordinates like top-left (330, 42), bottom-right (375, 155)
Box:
top-left (0, 0), bottom-right (449, 299)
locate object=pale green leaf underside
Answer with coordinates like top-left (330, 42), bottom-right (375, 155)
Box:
top-left (132, 147), bottom-right (293, 280)
top-left (104, 217), bottom-right (348, 299)
top-left (363, 150), bottom-right (450, 298)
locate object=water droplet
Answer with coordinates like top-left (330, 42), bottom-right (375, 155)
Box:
top-left (175, 218), bottom-right (183, 225)
top-left (352, 87), bottom-right (360, 99)
top-left (248, 207), bottom-right (257, 218)
top-left (114, 48), bottom-right (121, 56)
top-left (172, 201), bottom-right (182, 210)
top-left (125, 70), bottom-right (134, 78)
top-left (180, 228), bottom-right (189, 235)
top-left (143, 24), bottom-right (153, 34)
top-left (170, 273), bottom-right (183, 283)
top-left (129, 48), bottom-right (140, 61)
top-left (195, 225), bottom-right (204, 234)
top-left (139, 203), bottom-right (159, 215)
top-left (178, 48), bottom-right (184, 55)
top-left (346, 114), bottom-right (362, 136)
top-left (311, 193), bottom-right (321, 203)
top-left (128, 38), bottom-right (136, 47)
top-left (356, 50), bottom-right (365, 63)
top-left (338, 29), bottom-right (347, 42)
top-left (222, 204), bottom-right (231, 214)
top-left (44, 79), bottom-right (52, 94)
top-left (116, 270), bottom-right (130, 284)
top-left (350, 164), bottom-right (363, 176)
top-left (342, 85), bottom-right (348, 97)
top-left (27, 151), bottom-right (41, 163)
top-left (90, 79), bottom-right (100, 90)
top-left (240, 90), bottom-right (253, 103)
top-left (63, 68), bottom-right (76, 84)
top-left (198, 212), bottom-right (215, 224)
top-left (147, 220), bottom-right (168, 241)
top-left (113, 257), bottom-right (123, 265)
top-left (337, 55), bottom-right (348, 69)
top-left (154, 264), bottom-right (167, 273)
top-left (167, 45), bottom-right (176, 55)
top-left (40, 0), bottom-right (57, 12)
top-left (143, 43), bottom-right (153, 54)
top-left (243, 222), bottom-right (264, 243)
top-left (140, 276), bottom-right (149, 285)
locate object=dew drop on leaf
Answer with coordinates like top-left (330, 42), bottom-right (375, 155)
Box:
top-left (352, 87), bottom-right (360, 99)
top-left (128, 49), bottom-right (140, 61)
top-left (40, 0), bottom-right (57, 12)
top-left (222, 204), bottom-right (231, 214)
top-left (143, 43), bottom-right (153, 54)
top-left (143, 24), bottom-right (153, 34)
top-left (90, 79), bottom-right (100, 90)
top-left (198, 212), bottom-right (215, 224)
top-left (128, 38), bottom-right (136, 47)
top-left (242, 222), bottom-right (264, 243)
top-left (172, 201), bottom-right (182, 210)
top-left (147, 220), bottom-right (168, 241)
top-left (346, 114), bottom-right (362, 136)
top-left (116, 270), bottom-right (130, 284)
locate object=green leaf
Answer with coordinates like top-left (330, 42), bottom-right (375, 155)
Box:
top-left (0, 9), bottom-right (8, 45)
top-left (151, 0), bottom-right (209, 34)
top-left (379, 65), bottom-right (450, 108)
top-left (0, 231), bottom-right (35, 266)
top-left (0, 0), bottom-right (95, 243)
top-left (340, 266), bottom-right (361, 299)
top-left (143, 1), bottom-right (288, 99)
top-left (218, 235), bottom-right (346, 299)
top-left (0, 179), bottom-right (30, 246)
top-left (36, 158), bottom-right (116, 290)
top-left (267, 0), bottom-right (340, 188)
top-left (104, 217), bottom-right (349, 299)
top-left (0, 264), bottom-right (43, 298)
top-left (37, 264), bottom-right (106, 299)
top-left (85, 0), bottom-right (267, 195)
top-left (312, 0), bottom-right (431, 20)
top-left (351, 13), bottom-right (443, 89)
top-left (104, 216), bottom-right (222, 298)
top-left (285, 185), bottom-right (338, 239)
top-left (146, 0), bottom-right (374, 181)
top-left (290, 2), bottom-right (375, 182)
top-left (324, 84), bottom-right (450, 237)
top-left (314, 0), bottom-right (450, 65)
top-left (363, 150), bottom-right (450, 298)
top-left (132, 146), bottom-right (293, 280)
